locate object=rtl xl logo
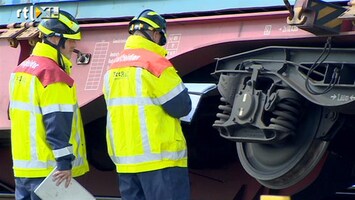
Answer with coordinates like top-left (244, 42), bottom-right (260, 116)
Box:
top-left (17, 6), bottom-right (59, 21)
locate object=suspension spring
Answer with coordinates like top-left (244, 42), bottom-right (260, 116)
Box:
top-left (268, 93), bottom-right (302, 135)
top-left (214, 97), bottom-right (232, 124)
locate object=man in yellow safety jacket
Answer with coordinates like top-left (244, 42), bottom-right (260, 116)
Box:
top-left (8, 10), bottom-right (89, 200)
top-left (103, 9), bottom-right (192, 200)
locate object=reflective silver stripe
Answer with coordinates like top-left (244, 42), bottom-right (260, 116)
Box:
top-left (107, 97), bottom-right (159, 106)
top-left (29, 77), bottom-right (38, 162)
top-left (69, 98), bottom-right (85, 168)
top-left (158, 83), bottom-right (186, 104)
top-left (106, 109), bottom-right (115, 154)
top-left (103, 72), bottom-right (110, 104)
top-left (74, 105), bottom-right (80, 155)
top-left (53, 146), bottom-right (73, 158)
top-left (13, 156), bottom-right (85, 169)
top-left (106, 83), bottom-right (186, 107)
top-left (9, 74), bottom-right (15, 99)
top-left (72, 156), bottom-right (85, 167)
top-left (42, 104), bottom-right (75, 115)
top-left (104, 71), bottom-right (116, 155)
top-left (111, 149), bottom-right (187, 164)
top-left (9, 101), bottom-right (42, 114)
top-left (13, 159), bottom-right (56, 169)
top-left (136, 68), bottom-right (151, 152)
top-left (73, 103), bottom-right (86, 162)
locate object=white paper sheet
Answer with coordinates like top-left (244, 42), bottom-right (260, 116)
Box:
top-left (34, 168), bottom-right (96, 200)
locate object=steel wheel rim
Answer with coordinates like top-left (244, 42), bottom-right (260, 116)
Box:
top-left (237, 105), bottom-right (329, 189)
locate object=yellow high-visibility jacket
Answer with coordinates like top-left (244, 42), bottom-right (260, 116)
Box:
top-left (103, 35), bottom-right (191, 173)
top-left (9, 42), bottom-right (89, 178)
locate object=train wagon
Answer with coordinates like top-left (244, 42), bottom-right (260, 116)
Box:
top-left (1, 0), bottom-right (355, 199)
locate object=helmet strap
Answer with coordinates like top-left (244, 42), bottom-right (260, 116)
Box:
top-left (57, 37), bottom-right (67, 72)
top-left (158, 31), bottom-right (166, 46)
top-left (58, 37), bottom-right (67, 49)
top-left (140, 29), bottom-right (155, 44)
top-left (43, 36), bottom-right (57, 49)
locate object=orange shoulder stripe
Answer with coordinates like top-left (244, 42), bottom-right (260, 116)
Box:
top-left (14, 56), bottom-right (74, 87)
top-left (110, 48), bottom-right (172, 77)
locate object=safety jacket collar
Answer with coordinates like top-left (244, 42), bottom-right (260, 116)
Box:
top-left (124, 35), bottom-right (168, 57)
top-left (32, 42), bottom-right (73, 74)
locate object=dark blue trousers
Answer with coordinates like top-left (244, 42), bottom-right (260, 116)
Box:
top-left (15, 178), bottom-right (44, 200)
top-left (118, 167), bottom-right (190, 200)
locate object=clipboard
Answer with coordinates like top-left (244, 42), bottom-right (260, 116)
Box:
top-left (34, 167), bottom-right (96, 200)
top-left (180, 83), bottom-right (217, 123)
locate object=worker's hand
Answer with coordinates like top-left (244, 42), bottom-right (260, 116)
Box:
top-left (52, 169), bottom-right (72, 188)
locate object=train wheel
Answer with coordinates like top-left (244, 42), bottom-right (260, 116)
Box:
top-left (237, 104), bottom-right (329, 190)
